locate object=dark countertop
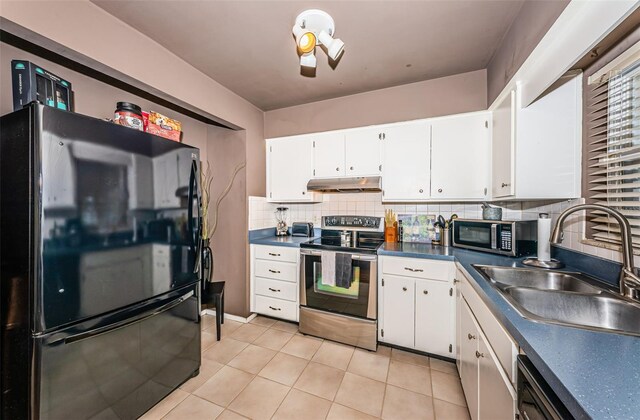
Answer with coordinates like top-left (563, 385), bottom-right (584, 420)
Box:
top-left (379, 242), bottom-right (640, 420)
top-left (248, 227), bottom-right (319, 248)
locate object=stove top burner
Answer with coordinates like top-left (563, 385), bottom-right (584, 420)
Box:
top-left (301, 215), bottom-right (385, 254)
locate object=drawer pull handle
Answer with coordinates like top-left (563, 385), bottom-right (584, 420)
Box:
top-left (268, 252), bottom-right (281, 257)
top-left (268, 287), bottom-right (281, 292)
top-left (269, 306), bottom-right (281, 311)
top-left (501, 182), bottom-right (511, 188)
top-left (475, 351), bottom-right (484, 358)
top-left (423, 290), bottom-right (429, 295)
top-left (404, 267), bottom-right (424, 272)
top-left (468, 333), bottom-right (476, 340)
top-left (402, 287), bottom-right (408, 291)
top-left (268, 269), bottom-right (281, 274)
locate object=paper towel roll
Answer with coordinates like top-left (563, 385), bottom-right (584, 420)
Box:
top-left (537, 214), bottom-right (552, 262)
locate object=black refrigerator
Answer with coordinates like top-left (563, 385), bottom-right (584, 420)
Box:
top-left (1, 103), bottom-right (202, 419)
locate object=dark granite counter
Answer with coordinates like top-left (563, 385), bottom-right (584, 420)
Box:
top-left (379, 242), bottom-right (638, 420)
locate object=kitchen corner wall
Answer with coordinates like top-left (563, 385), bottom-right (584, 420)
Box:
top-left (250, 195), bottom-right (635, 266)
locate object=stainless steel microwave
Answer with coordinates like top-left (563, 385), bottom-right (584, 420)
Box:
top-left (451, 219), bottom-right (537, 257)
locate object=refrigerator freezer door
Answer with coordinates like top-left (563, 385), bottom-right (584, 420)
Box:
top-left (36, 105), bottom-right (201, 331)
top-left (36, 285), bottom-right (200, 420)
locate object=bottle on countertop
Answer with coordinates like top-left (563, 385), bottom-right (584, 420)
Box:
top-left (397, 220), bottom-right (403, 242)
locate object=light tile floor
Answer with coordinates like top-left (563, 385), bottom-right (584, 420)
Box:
top-left (141, 315), bottom-right (471, 420)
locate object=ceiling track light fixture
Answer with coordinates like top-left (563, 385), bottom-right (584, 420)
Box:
top-left (292, 9), bottom-right (345, 70)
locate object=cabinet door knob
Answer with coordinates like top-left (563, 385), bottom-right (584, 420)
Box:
top-left (467, 333), bottom-right (476, 340)
top-left (438, 188), bottom-right (443, 193)
top-left (350, 166), bottom-right (354, 170)
top-left (402, 287), bottom-right (408, 291)
top-left (419, 189), bottom-right (424, 193)
top-left (336, 167), bottom-right (340, 171)
top-left (475, 351), bottom-right (484, 358)
top-left (501, 182), bottom-right (511, 188)
top-left (423, 290), bottom-right (429, 295)
top-left (302, 191), bottom-right (306, 195)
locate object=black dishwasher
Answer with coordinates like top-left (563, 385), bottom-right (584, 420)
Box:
top-left (517, 355), bottom-right (574, 420)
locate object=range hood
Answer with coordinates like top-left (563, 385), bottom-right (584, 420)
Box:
top-left (306, 176), bottom-right (382, 193)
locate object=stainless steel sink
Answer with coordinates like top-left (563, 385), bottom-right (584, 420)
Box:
top-left (473, 265), bottom-right (640, 337)
top-left (504, 287), bottom-right (640, 336)
top-left (475, 266), bottom-right (602, 294)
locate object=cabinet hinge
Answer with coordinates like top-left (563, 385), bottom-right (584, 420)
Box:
top-left (381, 329), bottom-right (384, 337)
top-left (381, 278), bottom-right (385, 287)
top-left (449, 344), bottom-right (453, 353)
top-left (313, 169), bottom-right (316, 176)
top-left (484, 187), bottom-right (488, 195)
top-left (313, 141), bottom-right (315, 147)
top-left (382, 190), bottom-right (385, 196)
top-left (485, 120), bottom-right (488, 128)
top-left (270, 146), bottom-right (272, 152)
top-left (449, 288), bottom-right (453, 296)
top-left (379, 164), bottom-right (382, 171)
top-left (269, 192), bottom-right (272, 198)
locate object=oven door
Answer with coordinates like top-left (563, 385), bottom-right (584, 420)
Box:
top-left (300, 249), bottom-right (376, 320)
top-left (452, 221), bottom-right (499, 251)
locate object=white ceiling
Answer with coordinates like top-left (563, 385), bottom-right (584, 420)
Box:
top-left (92, 0), bottom-right (525, 111)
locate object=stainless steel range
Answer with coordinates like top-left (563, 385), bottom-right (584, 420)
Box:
top-left (299, 215), bottom-right (384, 350)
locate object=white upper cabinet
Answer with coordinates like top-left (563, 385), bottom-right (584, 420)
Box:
top-left (431, 112), bottom-right (490, 200)
top-left (345, 127), bottom-right (382, 177)
top-left (490, 75), bottom-right (582, 200)
top-left (492, 90), bottom-right (516, 198)
top-left (312, 132), bottom-right (345, 178)
top-left (515, 74), bottom-right (582, 199)
top-left (381, 121), bottom-right (431, 201)
top-left (267, 136), bottom-right (319, 203)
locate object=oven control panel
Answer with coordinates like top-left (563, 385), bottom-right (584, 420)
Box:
top-left (323, 215), bottom-right (381, 229)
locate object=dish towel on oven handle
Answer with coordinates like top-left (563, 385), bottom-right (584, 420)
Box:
top-left (321, 251), bottom-right (336, 287)
top-left (335, 253), bottom-right (353, 289)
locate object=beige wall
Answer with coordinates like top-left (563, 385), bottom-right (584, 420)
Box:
top-left (206, 126), bottom-right (248, 317)
top-left (0, 0), bottom-right (265, 197)
top-left (264, 70), bottom-right (487, 138)
top-left (486, 0), bottom-right (569, 105)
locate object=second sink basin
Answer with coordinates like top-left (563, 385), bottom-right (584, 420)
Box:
top-left (475, 265), bottom-right (602, 294)
top-left (473, 265), bottom-right (640, 337)
top-left (506, 287), bottom-right (640, 336)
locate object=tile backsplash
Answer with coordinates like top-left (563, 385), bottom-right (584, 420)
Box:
top-left (249, 194), bottom-right (635, 266)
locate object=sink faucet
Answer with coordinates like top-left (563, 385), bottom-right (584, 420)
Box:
top-left (551, 203), bottom-right (640, 300)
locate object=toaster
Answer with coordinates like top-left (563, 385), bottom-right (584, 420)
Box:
top-left (291, 222), bottom-right (314, 237)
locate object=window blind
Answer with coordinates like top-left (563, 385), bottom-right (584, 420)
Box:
top-left (587, 57), bottom-right (640, 249)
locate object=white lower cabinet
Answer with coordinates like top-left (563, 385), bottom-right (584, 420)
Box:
top-left (457, 267), bottom-right (517, 420)
top-left (250, 245), bottom-right (300, 322)
top-left (415, 279), bottom-right (454, 357)
top-left (378, 257), bottom-right (456, 358)
top-left (381, 275), bottom-right (416, 349)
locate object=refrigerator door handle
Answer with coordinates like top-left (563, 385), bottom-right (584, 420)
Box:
top-left (60, 290), bottom-right (194, 345)
top-left (188, 160), bottom-right (202, 274)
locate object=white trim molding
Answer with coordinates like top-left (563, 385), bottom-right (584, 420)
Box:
top-left (202, 309), bottom-right (257, 324)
